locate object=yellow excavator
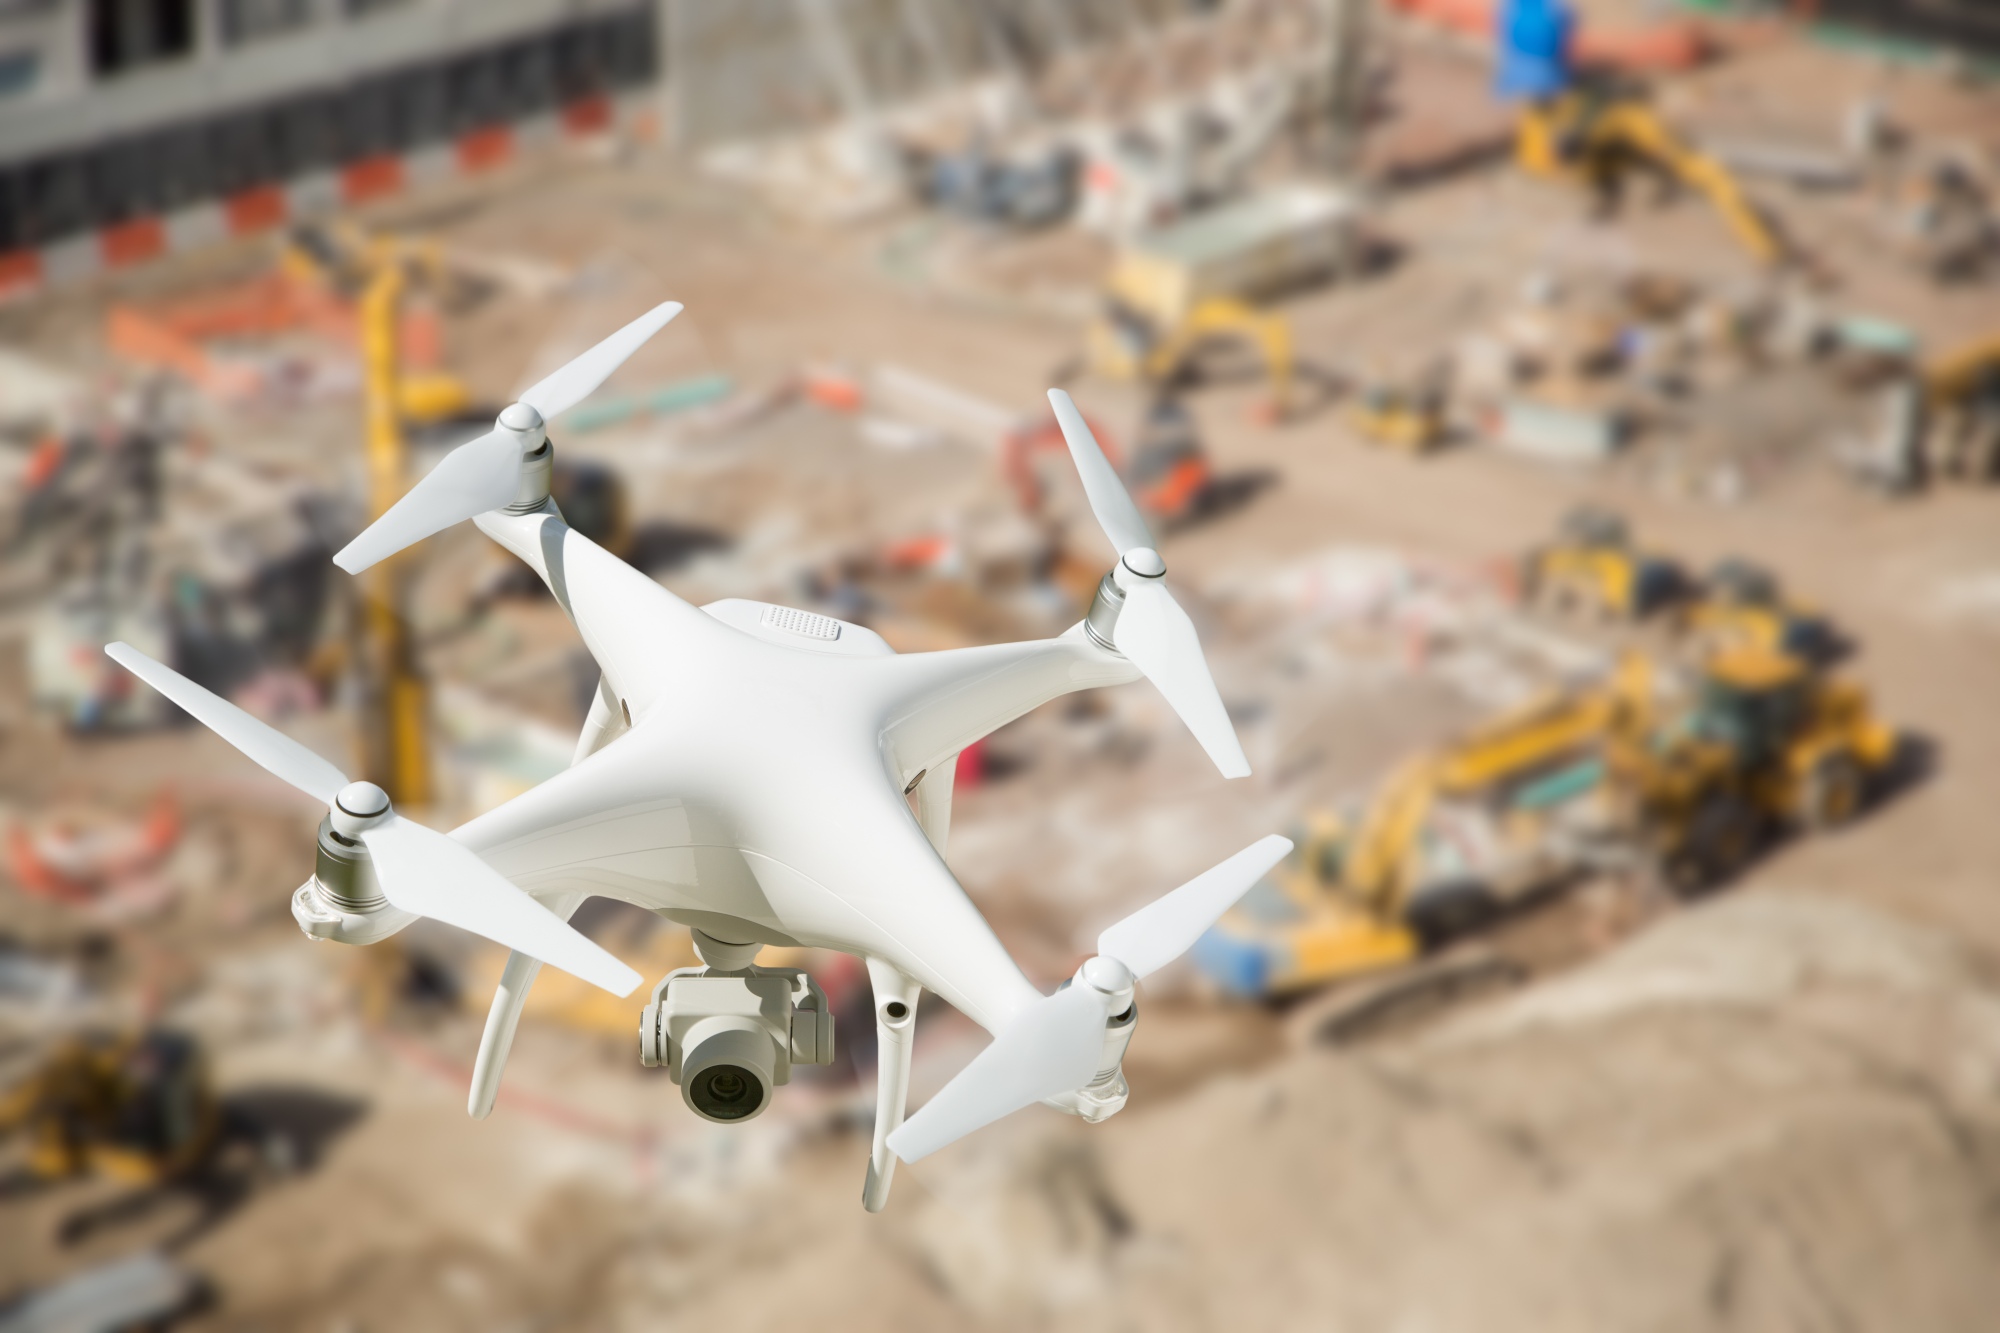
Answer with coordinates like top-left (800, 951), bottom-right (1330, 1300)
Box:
top-left (1517, 86), bottom-right (1782, 266)
top-left (1196, 660), bottom-right (1654, 997)
top-left (1086, 289), bottom-right (1294, 424)
top-left (1196, 648), bottom-right (1895, 997)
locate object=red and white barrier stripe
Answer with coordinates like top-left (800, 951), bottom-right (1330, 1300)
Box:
top-left (0, 93), bottom-right (651, 304)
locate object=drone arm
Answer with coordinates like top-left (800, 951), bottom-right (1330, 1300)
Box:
top-left (913, 763), bottom-right (954, 857)
top-left (879, 625), bottom-right (1141, 783)
top-left (472, 506), bottom-right (721, 719)
top-left (474, 502), bottom-right (570, 611)
top-left (862, 957), bottom-right (922, 1213)
top-left (573, 673), bottom-right (628, 765)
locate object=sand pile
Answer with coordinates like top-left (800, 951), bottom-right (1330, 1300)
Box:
top-left (903, 893), bottom-right (2000, 1331)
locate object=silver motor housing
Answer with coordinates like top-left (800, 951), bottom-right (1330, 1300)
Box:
top-left (291, 814), bottom-right (414, 947)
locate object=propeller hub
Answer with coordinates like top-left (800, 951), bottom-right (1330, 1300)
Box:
top-left (498, 401), bottom-right (545, 434)
top-left (1121, 547), bottom-right (1166, 579)
top-left (331, 781), bottom-right (391, 838)
top-left (1081, 955), bottom-right (1135, 996)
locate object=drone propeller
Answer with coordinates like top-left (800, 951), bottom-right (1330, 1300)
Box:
top-left (333, 301), bottom-right (684, 574)
top-left (887, 833), bottom-right (1291, 1162)
top-left (1047, 389), bottom-right (1250, 779)
top-left (103, 643), bottom-right (640, 996)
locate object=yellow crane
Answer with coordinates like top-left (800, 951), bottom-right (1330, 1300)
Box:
top-left (350, 253), bottom-right (435, 806)
top-left (282, 222), bottom-right (476, 426)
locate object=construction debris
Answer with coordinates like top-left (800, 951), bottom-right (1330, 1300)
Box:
top-left (0, 1252), bottom-right (204, 1333)
top-left (3, 3), bottom-right (2000, 1328)
top-left (3, 796), bottom-right (182, 921)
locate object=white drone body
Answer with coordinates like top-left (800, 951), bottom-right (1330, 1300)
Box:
top-left (107, 302), bottom-right (1289, 1212)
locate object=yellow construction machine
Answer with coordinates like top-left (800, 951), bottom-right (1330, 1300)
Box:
top-left (1196, 661), bottom-right (1654, 997)
top-left (1676, 558), bottom-right (1836, 664)
top-left (1192, 812), bottom-right (1420, 998)
top-left (1517, 87), bottom-right (1782, 266)
top-left (1622, 646), bottom-right (1896, 890)
top-left (1197, 648), bottom-right (1896, 996)
top-left (1085, 286), bottom-right (1295, 424)
top-left (1521, 505), bottom-right (1686, 621)
top-left (1520, 510), bottom-right (1836, 660)
top-left (1346, 367), bottom-right (1449, 453)
top-left (1919, 330), bottom-right (2000, 483)
top-left (0, 1030), bottom-right (218, 1187)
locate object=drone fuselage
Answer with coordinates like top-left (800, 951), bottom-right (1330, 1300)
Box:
top-left (111, 317), bottom-right (1268, 1196)
top-left (452, 506), bottom-right (1143, 1034)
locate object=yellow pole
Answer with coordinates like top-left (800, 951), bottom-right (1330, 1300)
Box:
top-left (357, 263), bottom-right (432, 808)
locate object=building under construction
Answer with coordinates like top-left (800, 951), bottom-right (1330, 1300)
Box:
top-left (0, 0), bottom-right (656, 284)
top-left (6, 0), bottom-right (2000, 1327)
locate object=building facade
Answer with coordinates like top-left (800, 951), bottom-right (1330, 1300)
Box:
top-left (0, 0), bottom-right (657, 293)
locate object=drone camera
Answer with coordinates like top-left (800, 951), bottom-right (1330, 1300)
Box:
top-left (639, 942), bottom-right (834, 1125)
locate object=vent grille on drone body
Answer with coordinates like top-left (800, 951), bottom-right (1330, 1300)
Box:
top-left (762, 605), bottom-right (842, 641)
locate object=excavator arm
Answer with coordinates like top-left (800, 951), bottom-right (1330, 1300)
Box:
top-left (1599, 103), bottom-right (1781, 265)
top-left (1926, 332), bottom-right (2000, 402)
top-left (1148, 298), bottom-right (1295, 419)
top-left (1517, 95), bottom-right (1781, 265)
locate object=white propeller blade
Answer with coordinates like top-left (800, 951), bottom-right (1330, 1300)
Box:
top-left (102, 643), bottom-right (639, 996)
top-left (518, 301), bottom-right (684, 419)
top-left (1045, 387), bottom-right (1250, 780)
top-left (1114, 581), bottom-right (1250, 779)
top-left (1048, 388), bottom-right (1153, 555)
top-left (333, 429), bottom-right (519, 574)
top-left (333, 300), bottom-right (683, 575)
top-left (358, 817), bottom-right (638, 995)
top-left (885, 985), bottom-right (1105, 1163)
top-left (1097, 833), bottom-right (1292, 978)
top-left (888, 834), bottom-right (1292, 1162)
top-left (105, 642), bottom-right (347, 805)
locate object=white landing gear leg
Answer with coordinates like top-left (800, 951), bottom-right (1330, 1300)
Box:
top-left (468, 890), bottom-right (583, 1119)
top-left (862, 957), bottom-right (921, 1213)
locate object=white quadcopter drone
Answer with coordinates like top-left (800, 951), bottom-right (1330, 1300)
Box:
top-left (106, 301), bottom-right (1289, 1211)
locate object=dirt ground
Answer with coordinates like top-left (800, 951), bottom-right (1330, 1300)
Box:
top-left (5, 19), bottom-right (2000, 1332)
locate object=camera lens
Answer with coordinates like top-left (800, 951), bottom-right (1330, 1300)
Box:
top-left (690, 1063), bottom-right (764, 1120)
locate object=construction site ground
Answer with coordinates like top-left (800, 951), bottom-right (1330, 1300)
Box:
top-left (5, 25), bottom-right (2000, 1332)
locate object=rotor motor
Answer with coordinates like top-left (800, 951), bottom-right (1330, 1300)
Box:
top-left (1083, 546), bottom-right (1168, 655)
top-left (291, 783), bottom-right (414, 947)
top-left (497, 401), bottom-right (555, 514)
top-left (1056, 955), bottom-right (1140, 1123)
